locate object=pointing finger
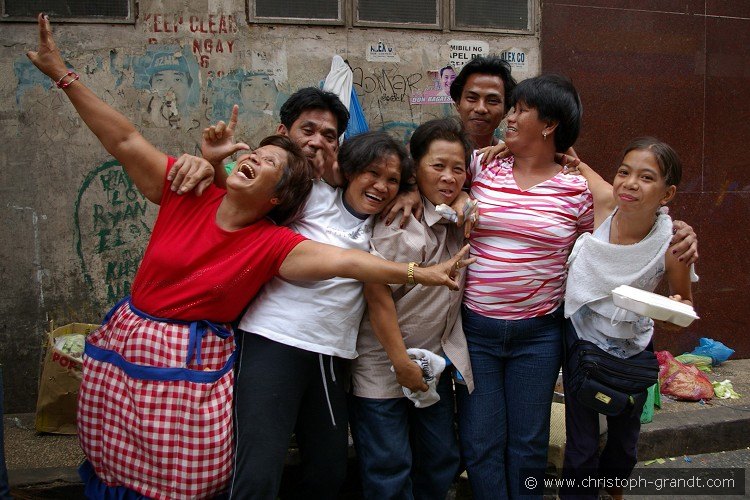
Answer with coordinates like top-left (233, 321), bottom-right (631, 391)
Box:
top-left (228, 104), bottom-right (239, 131)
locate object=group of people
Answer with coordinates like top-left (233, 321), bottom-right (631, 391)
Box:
top-left (26, 12), bottom-right (698, 500)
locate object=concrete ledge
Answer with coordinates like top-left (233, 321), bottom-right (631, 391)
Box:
top-left (639, 405), bottom-right (750, 460)
top-left (9, 466), bottom-right (80, 488)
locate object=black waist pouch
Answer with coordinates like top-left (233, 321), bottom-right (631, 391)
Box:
top-left (566, 337), bottom-right (658, 416)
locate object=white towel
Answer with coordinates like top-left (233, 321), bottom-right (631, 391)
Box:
top-left (565, 211), bottom-right (673, 321)
top-left (394, 348), bottom-right (446, 408)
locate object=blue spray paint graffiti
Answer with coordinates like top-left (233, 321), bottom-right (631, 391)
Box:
top-left (208, 69), bottom-right (287, 123)
top-left (130, 45), bottom-right (201, 128)
top-left (13, 58), bottom-right (54, 104)
top-left (379, 121), bottom-right (418, 146)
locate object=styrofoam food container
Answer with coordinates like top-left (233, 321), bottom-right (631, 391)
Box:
top-left (611, 285), bottom-right (698, 327)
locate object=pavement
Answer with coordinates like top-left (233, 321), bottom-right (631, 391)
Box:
top-left (5, 358), bottom-right (750, 498)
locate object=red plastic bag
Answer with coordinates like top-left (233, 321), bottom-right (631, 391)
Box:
top-left (657, 351), bottom-right (714, 401)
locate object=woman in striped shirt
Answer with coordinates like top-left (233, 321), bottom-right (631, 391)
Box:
top-left (456, 74), bottom-right (592, 499)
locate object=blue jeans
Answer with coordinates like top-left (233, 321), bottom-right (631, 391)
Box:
top-left (560, 319), bottom-right (642, 500)
top-left (456, 305), bottom-right (563, 500)
top-left (349, 374), bottom-right (459, 500)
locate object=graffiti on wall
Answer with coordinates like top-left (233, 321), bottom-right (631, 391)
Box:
top-left (352, 66), bottom-right (423, 104)
top-left (75, 161), bottom-right (155, 306)
top-left (206, 69), bottom-right (289, 147)
top-left (126, 45), bottom-right (202, 129)
top-left (143, 13), bottom-right (239, 73)
top-left (379, 121), bottom-right (418, 145)
top-left (14, 58), bottom-right (55, 105)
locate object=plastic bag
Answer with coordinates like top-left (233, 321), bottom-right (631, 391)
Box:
top-left (657, 350), bottom-right (714, 401)
top-left (344, 86), bottom-right (369, 140)
top-left (640, 381), bottom-right (661, 424)
top-left (322, 55), bottom-right (352, 110)
top-left (689, 337), bottom-right (734, 366)
top-left (675, 353), bottom-right (713, 373)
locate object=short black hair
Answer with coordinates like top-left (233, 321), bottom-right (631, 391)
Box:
top-left (509, 74), bottom-right (582, 153)
top-left (259, 135), bottom-right (314, 226)
top-left (621, 137), bottom-right (683, 186)
top-left (440, 65), bottom-right (455, 77)
top-left (279, 87), bottom-right (350, 137)
top-left (449, 55), bottom-right (517, 111)
top-left (409, 118), bottom-right (472, 171)
top-left (338, 131), bottom-right (413, 193)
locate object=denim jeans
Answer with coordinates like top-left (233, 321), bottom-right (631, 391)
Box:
top-left (560, 319), bottom-right (642, 500)
top-left (349, 374), bottom-right (459, 500)
top-left (456, 305), bottom-right (563, 500)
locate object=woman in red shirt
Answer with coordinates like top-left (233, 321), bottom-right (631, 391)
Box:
top-left (27, 14), bottom-right (471, 499)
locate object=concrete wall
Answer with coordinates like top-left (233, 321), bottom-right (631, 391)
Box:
top-left (0, 1), bottom-right (541, 412)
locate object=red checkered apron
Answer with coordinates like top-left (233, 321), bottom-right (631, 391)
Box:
top-left (77, 298), bottom-right (235, 499)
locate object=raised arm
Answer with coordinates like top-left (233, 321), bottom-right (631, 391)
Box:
top-left (364, 284), bottom-right (429, 392)
top-left (26, 14), bottom-right (167, 204)
top-left (279, 241), bottom-right (474, 290)
top-left (557, 152), bottom-right (615, 228)
top-left (166, 104), bottom-right (250, 194)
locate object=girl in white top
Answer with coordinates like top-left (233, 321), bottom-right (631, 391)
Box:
top-left (560, 137), bottom-right (694, 499)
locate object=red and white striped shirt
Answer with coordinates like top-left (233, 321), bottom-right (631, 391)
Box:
top-left (464, 155), bottom-right (594, 320)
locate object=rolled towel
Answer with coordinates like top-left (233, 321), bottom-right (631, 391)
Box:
top-left (394, 348), bottom-right (447, 408)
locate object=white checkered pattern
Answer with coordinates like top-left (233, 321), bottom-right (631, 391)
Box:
top-left (78, 302), bottom-right (234, 499)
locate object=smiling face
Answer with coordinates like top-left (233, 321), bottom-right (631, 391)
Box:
top-left (344, 154), bottom-right (402, 215)
top-left (613, 149), bottom-right (676, 214)
top-left (150, 69), bottom-right (190, 103)
top-left (416, 140), bottom-right (467, 208)
top-left (503, 99), bottom-right (548, 153)
top-left (454, 73), bottom-right (506, 146)
top-left (278, 109), bottom-right (339, 178)
top-left (240, 74), bottom-right (277, 111)
top-left (226, 145), bottom-right (286, 208)
top-left (440, 67), bottom-right (457, 91)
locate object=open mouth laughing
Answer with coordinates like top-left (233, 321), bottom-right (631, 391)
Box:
top-left (364, 192), bottom-right (384, 204)
top-left (236, 162), bottom-right (256, 180)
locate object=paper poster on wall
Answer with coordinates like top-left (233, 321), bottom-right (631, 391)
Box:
top-left (367, 41), bottom-right (400, 62)
top-left (409, 65), bottom-right (455, 105)
top-left (448, 40), bottom-right (489, 71)
top-left (500, 48), bottom-right (528, 71)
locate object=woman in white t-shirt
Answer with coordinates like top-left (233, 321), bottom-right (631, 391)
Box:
top-left (230, 131), bottom-right (414, 499)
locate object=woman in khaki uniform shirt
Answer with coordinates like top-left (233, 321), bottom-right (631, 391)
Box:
top-left (350, 118), bottom-right (475, 500)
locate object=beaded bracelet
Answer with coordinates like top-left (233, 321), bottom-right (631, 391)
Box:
top-left (54, 71), bottom-right (79, 89)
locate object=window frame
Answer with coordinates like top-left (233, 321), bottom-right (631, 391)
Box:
top-left (247, 0), bottom-right (536, 34)
top-left (0, 0), bottom-right (136, 24)
top-left (352, 0), bottom-right (441, 30)
top-left (249, 0), bottom-right (345, 26)
top-left (450, 0), bottom-right (535, 34)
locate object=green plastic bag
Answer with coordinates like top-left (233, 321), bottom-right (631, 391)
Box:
top-left (675, 353), bottom-right (713, 373)
top-left (640, 381), bottom-right (661, 424)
